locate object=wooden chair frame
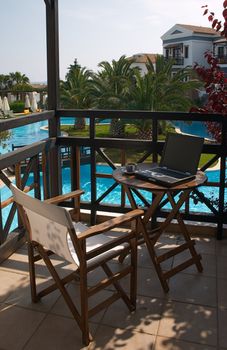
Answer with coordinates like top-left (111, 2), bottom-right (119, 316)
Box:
top-left (11, 185), bottom-right (143, 345)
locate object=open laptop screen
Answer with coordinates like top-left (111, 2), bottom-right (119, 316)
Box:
top-left (160, 133), bottom-right (204, 175)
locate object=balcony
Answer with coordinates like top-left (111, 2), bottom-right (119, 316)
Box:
top-left (0, 109), bottom-right (227, 348)
top-left (1, 2), bottom-right (227, 348)
top-left (164, 56), bottom-right (184, 66)
top-left (0, 230), bottom-right (226, 349)
top-left (0, 109), bottom-right (227, 245)
top-left (215, 55), bottom-right (227, 64)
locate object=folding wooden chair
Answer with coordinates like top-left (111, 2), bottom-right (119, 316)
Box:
top-left (11, 184), bottom-right (143, 345)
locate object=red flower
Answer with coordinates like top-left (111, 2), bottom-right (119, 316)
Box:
top-left (216, 21), bottom-right (222, 31)
top-left (208, 14), bottom-right (214, 21)
top-left (195, 3), bottom-right (227, 141)
top-left (212, 19), bottom-right (218, 28)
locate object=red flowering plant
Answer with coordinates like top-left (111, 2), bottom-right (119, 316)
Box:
top-left (189, 2), bottom-right (227, 212)
top-left (191, 1), bottom-right (227, 142)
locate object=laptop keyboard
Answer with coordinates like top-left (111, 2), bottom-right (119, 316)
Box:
top-left (152, 167), bottom-right (188, 178)
top-left (138, 168), bottom-right (188, 179)
top-left (134, 167), bottom-right (196, 187)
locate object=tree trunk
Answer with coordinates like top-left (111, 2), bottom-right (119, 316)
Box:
top-left (110, 119), bottom-right (125, 137)
top-left (137, 127), bottom-right (152, 140)
top-left (74, 117), bottom-right (86, 130)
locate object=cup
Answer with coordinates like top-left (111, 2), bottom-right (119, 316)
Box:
top-left (126, 163), bottom-right (137, 173)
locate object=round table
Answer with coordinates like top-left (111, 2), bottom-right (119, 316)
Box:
top-left (112, 165), bottom-right (207, 292)
top-left (112, 165), bottom-right (207, 193)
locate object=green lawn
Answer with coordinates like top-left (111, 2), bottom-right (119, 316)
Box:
top-left (61, 124), bottom-right (138, 137)
top-left (61, 124), bottom-right (217, 168)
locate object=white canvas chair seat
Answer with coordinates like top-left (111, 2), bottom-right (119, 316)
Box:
top-left (69, 222), bottom-right (128, 268)
top-left (10, 184), bottom-right (144, 346)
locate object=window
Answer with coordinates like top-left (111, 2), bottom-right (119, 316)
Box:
top-left (218, 46), bottom-right (224, 58)
top-left (184, 46), bottom-right (189, 58)
top-left (183, 75), bottom-right (189, 82)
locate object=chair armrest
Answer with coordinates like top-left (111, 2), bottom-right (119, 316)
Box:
top-left (45, 189), bottom-right (84, 205)
top-left (78, 209), bottom-right (144, 240)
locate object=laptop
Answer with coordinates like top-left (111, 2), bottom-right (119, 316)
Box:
top-left (134, 133), bottom-right (204, 187)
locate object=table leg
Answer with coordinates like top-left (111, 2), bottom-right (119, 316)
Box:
top-left (167, 191), bottom-right (203, 273)
top-left (151, 190), bottom-right (189, 245)
top-left (121, 184), bottom-right (204, 293)
top-left (123, 185), bottom-right (169, 292)
top-left (142, 192), bottom-right (165, 224)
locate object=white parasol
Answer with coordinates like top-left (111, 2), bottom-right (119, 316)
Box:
top-left (2, 96), bottom-right (10, 112)
top-left (24, 94), bottom-right (31, 109)
top-left (31, 92), bottom-right (38, 112)
top-left (43, 94), bottom-right (47, 106)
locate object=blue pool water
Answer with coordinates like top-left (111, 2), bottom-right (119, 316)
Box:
top-left (0, 117), bottom-right (224, 232)
top-left (1, 118), bottom-right (212, 154)
top-left (0, 163), bottom-right (222, 233)
top-left (173, 121), bottom-right (213, 140)
top-left (1, 120), bottom-right (48, 153)
top-left (0, 117), bottom-right (110, 154)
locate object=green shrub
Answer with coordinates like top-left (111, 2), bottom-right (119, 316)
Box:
top-left (0, 130), bottom-right (11, 149)
top-left (9, 101), bottom-right (25, 113)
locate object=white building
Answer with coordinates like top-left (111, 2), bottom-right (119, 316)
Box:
top-left (213, 37), bottom-right (227, 74)
top-left (129, 53), bottom-right (158, 75)
top-left (129, 25), bottom-right (227, 78)
top-left (161, 24), bottom-right (220, 72)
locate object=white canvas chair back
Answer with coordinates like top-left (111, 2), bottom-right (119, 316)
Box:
top-left (11, 184), bottom-right (77, 265)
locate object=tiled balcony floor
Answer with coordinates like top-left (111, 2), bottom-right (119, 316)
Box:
top-left (0, 233), bottom-right (227, 350)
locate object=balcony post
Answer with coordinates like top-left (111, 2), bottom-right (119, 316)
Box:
top-left (0, 191), bottom-right (3, 245)
top-left (90, 117), bottom-right (97, 225)
top-left (217, 117), bottom-right (227, 239)
top-left (45, 0), bottom-right (61, 196)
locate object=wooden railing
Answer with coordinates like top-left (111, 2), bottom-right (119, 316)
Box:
top-left (0, 111), bottom-right (55, 261)
top-left (56, 110), bottom-right (227, 236)
top-left (0, 109), bottom-right (227, 261)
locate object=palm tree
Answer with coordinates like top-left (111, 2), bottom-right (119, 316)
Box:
top-left (0, 72), bottom-right (30, 92)
top-left (0, 130), bottom-right (11, 151)
top-left (7, 72), bottom-right (31, 100)
top-left (9, 71), bottom-right (29, 85)
top-left (147, 55), bottom-right (200, 111)
top-left (0, 75), bottom-right (10, 90)
top-left (60, 60), bottom-right (93, 129)
top-left (91, 55), bottom-right (139, 136)
top-left (129, 55), bottom-right (201, 138)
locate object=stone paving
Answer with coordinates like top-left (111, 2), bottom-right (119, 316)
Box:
top-left (0, 233), bottom-right (227, 350)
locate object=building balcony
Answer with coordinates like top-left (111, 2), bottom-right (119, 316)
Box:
top-left (164, 56), bottom-right (184, 66)
top-left (215, 55), bottom-right (227, 64)
top-left (0, 109), bottom-right (227, 349)
top-left (0, 109), bottom-right (226, 240)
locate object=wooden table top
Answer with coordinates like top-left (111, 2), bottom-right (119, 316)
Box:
top-left (112, 164), bottom-right (207, 192)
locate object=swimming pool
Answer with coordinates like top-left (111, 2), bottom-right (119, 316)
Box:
top-left (0, 117), bottom-right (224, 231)
top-left (0, 117), bottom-right (110, 154)
top-left (173, 121), bottom-right (213, 140)
top-left (0, 120), bottom-right (47, 154)
top-left (1, 117), bottom-right (213, 154)
top-left (0, 163), bottom-right (222, 233)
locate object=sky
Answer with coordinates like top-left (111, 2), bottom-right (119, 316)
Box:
top-left (0, 0), bottom-right (223, 82)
